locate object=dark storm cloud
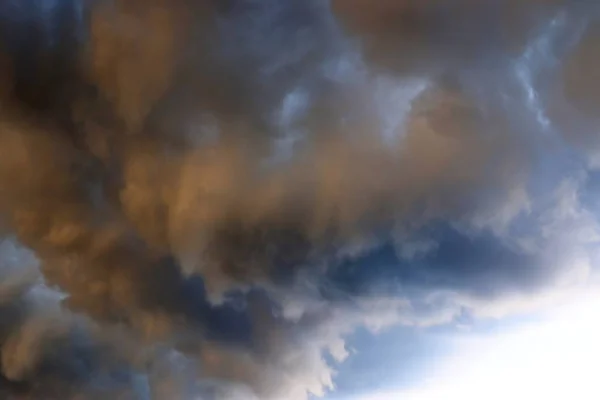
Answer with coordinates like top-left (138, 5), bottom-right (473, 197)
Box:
top-left (332, 0), bottom-right (594, 74)
top-left (0, 0), bottom-right (599, 399)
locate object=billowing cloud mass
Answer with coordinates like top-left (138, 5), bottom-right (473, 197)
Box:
top-left (0, 0), bottom-right (600, 399)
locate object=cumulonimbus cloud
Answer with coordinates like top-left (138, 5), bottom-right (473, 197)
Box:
top-left (0, 0), bottom-right (599, 399)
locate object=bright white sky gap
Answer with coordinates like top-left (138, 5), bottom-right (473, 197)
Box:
top-left (350, 291), bottom-right (600, 400)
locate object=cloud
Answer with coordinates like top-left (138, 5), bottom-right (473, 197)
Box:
top-left (0, 0), bottom-right (599, 399)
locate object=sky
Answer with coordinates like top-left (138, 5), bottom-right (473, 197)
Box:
top-left (344, 290), bottom-right (600, 400)
top-left (1, 0), bottom-right (600, 399)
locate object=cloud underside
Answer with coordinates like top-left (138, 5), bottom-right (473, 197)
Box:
top-left (0, 0), bottom-right (599, 399)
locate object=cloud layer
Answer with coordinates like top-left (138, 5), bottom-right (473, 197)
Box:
top-left (0, 0), bottom-right (599, 398)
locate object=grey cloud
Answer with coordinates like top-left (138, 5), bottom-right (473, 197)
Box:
top-left (0, 238), bottom-right (148, 399)
top-left (0, 1), bottom-right (599, 399)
